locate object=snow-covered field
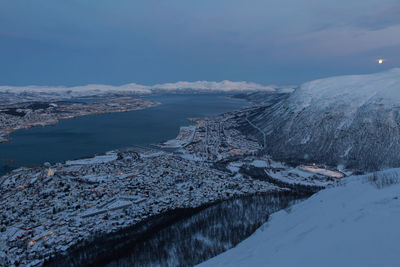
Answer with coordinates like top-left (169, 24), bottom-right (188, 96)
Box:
top-left (158, 126), bottom-right (196, 148)
top-left (199, 169), bottom-right (400, 267)
top-left (299, 165), bottom-right (345, 178)
top-left (65, 152), bottom-right (118, 165)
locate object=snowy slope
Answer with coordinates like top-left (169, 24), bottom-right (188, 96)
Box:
top-left (199, 168), bottom-right (400, 267)
top-left (248, 68), bottom-right (400, 170)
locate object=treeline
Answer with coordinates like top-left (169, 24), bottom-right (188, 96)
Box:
top-left (44, 191), bottom-right (306, 267)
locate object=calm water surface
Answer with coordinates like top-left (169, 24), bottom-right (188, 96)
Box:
top-left (0, 94), bottom-right (247, 175)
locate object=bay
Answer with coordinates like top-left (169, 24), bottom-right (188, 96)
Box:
top-left (0, 94), bottom-right (247, 175)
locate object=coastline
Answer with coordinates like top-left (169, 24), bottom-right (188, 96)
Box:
top-left (0, 103), bottom-right (342, 266)
top-left (0, 99), bottom-right (160, 144)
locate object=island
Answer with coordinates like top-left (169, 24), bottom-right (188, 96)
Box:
top-left (0, 98), bottom-right (159, 143)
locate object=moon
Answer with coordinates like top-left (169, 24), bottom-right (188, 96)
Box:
top-left (378, 59), bottom-right (384, 64)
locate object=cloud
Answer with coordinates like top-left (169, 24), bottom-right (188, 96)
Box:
top-left (1, 0), bottom-right (399, 86)
top-left (352, 4), bottom-right (400, 30)
top-left (288, 24), bottom-right (400, 57)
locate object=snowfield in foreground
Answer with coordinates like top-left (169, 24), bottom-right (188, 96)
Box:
top-left (199, 169), bottom-right (400, 267)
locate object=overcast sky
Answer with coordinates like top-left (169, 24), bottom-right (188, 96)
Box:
top-left (1, 0), bottom-right (399, 86)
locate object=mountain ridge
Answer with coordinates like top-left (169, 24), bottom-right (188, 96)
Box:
top-left (247, 68), bottom-right (400, 171)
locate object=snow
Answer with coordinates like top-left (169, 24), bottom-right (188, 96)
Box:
top-left (250, 68), bottom-right (400, 171)
top-left (251, 160), bottom-right (268, 168)
top-left (199, 168), bottom-right (400, 267)
top-left (343, 146), bottom-right (352, 157)
top-left (81, 199), bottom-right (132, 218)
top-left (299, 165), bottom-right (345, 178)
top-left (178, 152), bottom-right (203, 161)
top-left (151, 80), bottom-right (277, 92)
top-left (160, 139), bottom-right (187, 148)
top-left (291, 68), bottom-right (400, 111)
top-left (139, 151), bottom-right (165, 158)
top-left (107, 200), bottom-right (132, 211)
top-left (159, 126), bottom-right (196, 148)
top-left (65, 152), bottom-right (117, 165)
top-left (226, 162), bottom-right (243, 173)
top-left (0, 81), bottom-right (279, 99)
top-left (266, 169), bottom-right (330, 187)
top-left (80, 174), bottom-right (111, 183)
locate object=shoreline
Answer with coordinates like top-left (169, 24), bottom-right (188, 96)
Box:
top-left (0, 107), bottom-right (342, 266)
top-left (0, 98), bottom-right (160, 144)
top-left (0, 95), bottom-right (346, 266)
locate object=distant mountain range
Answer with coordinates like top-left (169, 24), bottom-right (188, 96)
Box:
top-left (0, 81), bottom-right (296, 104)
top-left (245, 68), bottom-right (400, 171)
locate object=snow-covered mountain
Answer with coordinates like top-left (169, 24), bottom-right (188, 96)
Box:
top-left (199, 168), bottom-right (400, 267)
top-left (0, 81), bottom-right (291, 104)
top-left (247, 68), bottom-right (400, 171)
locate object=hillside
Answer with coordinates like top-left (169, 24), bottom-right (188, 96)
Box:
top-left (199, 169), bottom-right (400, 267)
top-left (246, 68), bottom-right (400, 171)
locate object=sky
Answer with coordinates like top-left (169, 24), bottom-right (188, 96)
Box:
top-left (0, 0), bottom-right (399, 86)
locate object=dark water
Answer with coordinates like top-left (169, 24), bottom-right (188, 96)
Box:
top-left (0, 94), bottom-right (247, 175)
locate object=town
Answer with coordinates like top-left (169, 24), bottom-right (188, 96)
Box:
top-left (0, 107), bottom-right (347, 266)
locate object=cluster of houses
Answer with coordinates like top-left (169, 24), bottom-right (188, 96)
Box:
top-left (0, 145), bottom-right (279, 266)
top-left (0, 98), bottom-right (158, 143)
top-left (0, 108), bottom-right (345, 266)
